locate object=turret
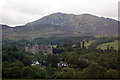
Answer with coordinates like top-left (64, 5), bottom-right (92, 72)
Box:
top-left (25, 44), bottom-right (31, 52)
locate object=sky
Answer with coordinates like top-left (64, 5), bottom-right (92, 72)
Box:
top-left (0, 0), bottom-right (119, 27)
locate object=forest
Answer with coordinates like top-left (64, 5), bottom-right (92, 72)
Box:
top-left (2, 36), bottom-right (119, 79)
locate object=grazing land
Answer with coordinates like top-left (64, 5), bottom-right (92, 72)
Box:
top-left (96, 40), bottom-right (118, 50)
top-left (84, 40), bottom-right (96, 49)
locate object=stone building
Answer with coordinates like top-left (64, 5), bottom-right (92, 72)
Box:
top-left (25, 44), bottom-right (53, 54)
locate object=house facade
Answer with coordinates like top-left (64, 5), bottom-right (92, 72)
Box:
top-left (31, 61), bottom-right (40, 66)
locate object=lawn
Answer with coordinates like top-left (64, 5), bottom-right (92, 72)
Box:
top-left (52, 45), bottom-right (58, 48)
top-left (84, 40), bottom-right (96, 49)
top-left (72, 40), bottom-right (96, 48)
top-left (96, 40), bottom-right (119, 50)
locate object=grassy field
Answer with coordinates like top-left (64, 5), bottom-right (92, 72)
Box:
top-left (52, 45), bottom-right (58, 48)
top-left (84, 40), bottom-right (96, 49)
top-left (72, 40), bottom-right (95, 48)
top-left (94, 35), bottom-right (103, 38)
top-left (96, 40), bottom-right (119, 50)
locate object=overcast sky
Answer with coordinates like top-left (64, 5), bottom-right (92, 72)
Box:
top-left (0, 0), bottom-right (119, 27)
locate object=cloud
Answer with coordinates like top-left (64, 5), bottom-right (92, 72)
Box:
top-left (0, 0), bottom-right (119, 26)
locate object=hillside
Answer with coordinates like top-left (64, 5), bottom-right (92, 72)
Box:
top-left (1, 12), bottom-right (118, 40)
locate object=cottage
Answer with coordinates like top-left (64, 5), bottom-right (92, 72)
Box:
top-left (31, 61), bottom-right (40, 66)
top-left (57, 61), bottom-right (68, 67)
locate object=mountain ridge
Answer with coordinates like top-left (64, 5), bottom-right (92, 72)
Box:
top-left (1, 12), bottom-right (118, 40)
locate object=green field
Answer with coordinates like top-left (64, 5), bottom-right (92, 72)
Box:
top-left (84, 40), bottom-right (96, 48)
top-left (72, 40), bottom-right (95, 48)
top-left (96, 40), bottom-right (119, 50)
top-left (94, 35), bottom-right (103, 38)
top-left (52, 45), bottom-right (58, 48)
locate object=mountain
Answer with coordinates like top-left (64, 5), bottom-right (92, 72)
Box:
top-left (1, 12), bottom-right (118, 40)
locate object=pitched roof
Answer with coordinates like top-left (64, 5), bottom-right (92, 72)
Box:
top-left (59, 61), bottom-right (67, 64)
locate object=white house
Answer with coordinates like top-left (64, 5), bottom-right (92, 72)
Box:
top-left (31, 61), bottom-right (40, 66)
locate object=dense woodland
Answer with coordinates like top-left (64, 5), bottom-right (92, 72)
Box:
top-left (2, 36), bottom-right (119, 79)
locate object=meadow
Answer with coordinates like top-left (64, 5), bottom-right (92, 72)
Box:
top-left (96, 40), bottom-right (118, 50)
